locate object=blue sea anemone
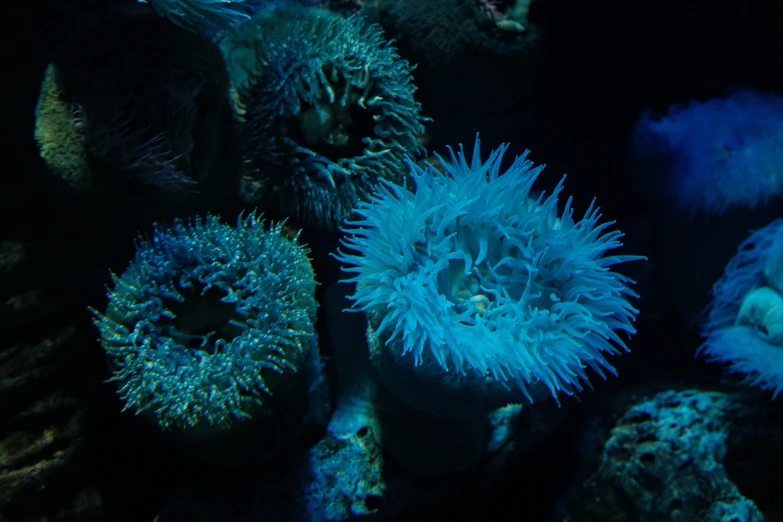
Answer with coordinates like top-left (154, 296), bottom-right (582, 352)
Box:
top-left (334, 137), bottom-right (643, 413)
top-left (699, 219), bottom-right (783, 397)
top-left (91, 213), bottom-right (318, 430)
top-left (632, 89), bottom-right (783, 217)
top-left (226, 7), bottom-right (428, 230)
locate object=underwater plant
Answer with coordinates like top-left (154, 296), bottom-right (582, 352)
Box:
top-left (226, 7), bottom-right (428, 230)
top-left (91, 213), bottom-right (318, 430)
top-left (335, 136), bottom-right (643, 414)
top-left (699, 219), bottom-right (783, 397)
top-left (632, 89), bottom-right (783, 217)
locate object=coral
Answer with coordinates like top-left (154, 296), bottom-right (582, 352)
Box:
top-left (558, 387), bottom-right (783, 522)
top-left (225, 6), bottom-right (428, 229)
top-left (700, 219), bottom-right (783, 397)
top-left (596, 390), bottom-right (763, 522)
top-left (304, 428), bottom-right (386, 520)
top-left (152, 425), bottom-right (389, 522)
top-left (91, 213), bottom-right (318, 430)
top-left (632, 89), bottom-right (783, 217)
top-left (334, 136), bottom-right (643, 413)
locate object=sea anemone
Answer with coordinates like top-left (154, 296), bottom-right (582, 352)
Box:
top-left (364, 0), bottom-right (541, 152)
top-left (91, 213), bottom-right (318, 430)
top-left (34, 64), bottom-right (90, 188)
top-left (632, 89), bottom-right (783, 217)
top-left (699, 219), bottom-right (783, 397)
top-left (139, 0), bottom-right (251, 35)
top-left (372, 0), bottom-right (538, 66)
top-left (334, 136), bottom-right (642, 414)
top-left (34, 16), bottom-right (238, 221)
top-left (225, 6), bottom-right (428, 230)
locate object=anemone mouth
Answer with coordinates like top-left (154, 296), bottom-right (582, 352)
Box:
top-left (441, 253), bottom-right (524, 318)
top-left (159, 285), bottom-right (246, 354)
top-left (284, 63), bottom-right (379, 173)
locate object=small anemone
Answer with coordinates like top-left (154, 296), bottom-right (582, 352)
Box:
top-left (700, 219), bottom-right (783, 397)
top-left (91, 212), bottom-right (318, 430)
